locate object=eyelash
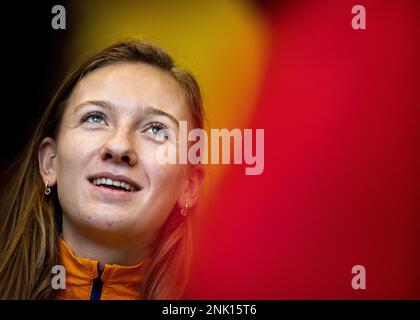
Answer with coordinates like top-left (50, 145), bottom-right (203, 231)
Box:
top-left (81, 112), bottom-right (107, 124)
top-left (144, 122), bottom-right (169, 141)
top-left (81, 113), bottom-right (169, 141)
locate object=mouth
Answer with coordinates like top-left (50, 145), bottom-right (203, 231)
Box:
top-left (87, 173), bottom-right (142, 193)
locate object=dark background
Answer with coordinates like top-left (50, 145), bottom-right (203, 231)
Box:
top-left (0, 1), bottom-right (72, 176)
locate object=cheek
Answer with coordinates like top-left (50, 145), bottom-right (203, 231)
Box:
top-left (153, 164), bottom-right (187, 187)
top-left (55, 133), bottom-right (102, 220)
top-left (141, 147), bottom-right (188, 206)
top-left (142, 142), bottom-right (188, 187)
top-left (142, 162), bottom-right (187, 229)
top-left (55, 134), bottom-right (98, 182)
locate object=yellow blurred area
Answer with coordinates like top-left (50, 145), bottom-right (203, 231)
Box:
top-left (68, 0), bottom-right (269, 202)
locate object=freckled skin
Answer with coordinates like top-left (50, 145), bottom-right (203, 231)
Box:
top-left (54, 62), bottom-right (194, 246)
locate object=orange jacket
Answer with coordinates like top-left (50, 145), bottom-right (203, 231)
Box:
top-left (55, 237), bottom-right (150, 300)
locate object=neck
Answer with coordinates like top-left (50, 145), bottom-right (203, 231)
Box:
top-left (62, 219), bottom-right (152, 267)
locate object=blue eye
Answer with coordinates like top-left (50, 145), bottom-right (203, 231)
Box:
top-left (83, 112), bottom-right (106, 124)
top-left (146, 122), bottom-right (169, 141)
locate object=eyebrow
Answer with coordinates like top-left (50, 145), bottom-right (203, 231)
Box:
top-left (74, 100), bottom-right (180, 127)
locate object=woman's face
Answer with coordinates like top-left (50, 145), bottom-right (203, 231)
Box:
top-left (39, 62), bottom-right (201, 244)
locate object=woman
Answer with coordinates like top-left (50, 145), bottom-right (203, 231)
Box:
top-left (0, 40), bottom-right (205, 300)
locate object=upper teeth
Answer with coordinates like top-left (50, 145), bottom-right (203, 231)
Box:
top-left (91, 177), bottom-right (135, 191)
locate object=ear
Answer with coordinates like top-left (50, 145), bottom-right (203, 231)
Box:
top-left (177, 165), bottom-right (205, 210)
top-left (38, 137), bottom-right (58, 187)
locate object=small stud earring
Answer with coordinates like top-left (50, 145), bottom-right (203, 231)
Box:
top-left (44, 180), bottom-right (51, 195)
top-left (180, 202), bottom-right (188, 216)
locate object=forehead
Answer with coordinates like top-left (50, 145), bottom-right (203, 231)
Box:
top-left (66, 62), bottom-right (190, 120)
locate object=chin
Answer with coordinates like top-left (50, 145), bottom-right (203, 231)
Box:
top-left (79, 208), bottom-right (134, 231)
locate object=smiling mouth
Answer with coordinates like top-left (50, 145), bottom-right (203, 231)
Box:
top-left (89, 177), bottom-right (140, 192)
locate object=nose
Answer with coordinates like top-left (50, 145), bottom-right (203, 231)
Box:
top-left (100, 128), bottom-right (138, 166)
